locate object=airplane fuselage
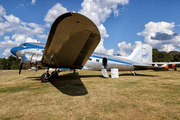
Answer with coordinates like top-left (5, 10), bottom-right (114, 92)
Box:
top-left (11, 43), bottom-right (145, 71)
top-left (85, 53), bottom-right (136, 71)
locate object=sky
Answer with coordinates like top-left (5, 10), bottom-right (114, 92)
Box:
top-left (1, 0), bottom-right (180, 58)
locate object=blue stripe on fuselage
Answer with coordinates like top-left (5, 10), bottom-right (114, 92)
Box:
top-left (90, 55), bottom-right (133, 65)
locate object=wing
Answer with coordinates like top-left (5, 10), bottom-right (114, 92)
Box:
top-left (42, 12), bottom-right (100, 69)
top-left (134, 65), bottom-right (167, 71)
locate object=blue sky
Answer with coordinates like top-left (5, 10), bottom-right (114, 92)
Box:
top-left (1, 0), bottom-right (180, 58)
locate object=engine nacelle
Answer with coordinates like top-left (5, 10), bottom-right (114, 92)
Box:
top-left (22, 52), bottom-right (43, 67)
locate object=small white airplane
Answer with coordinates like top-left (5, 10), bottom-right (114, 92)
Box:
top-left (10, 12), bottom-right (171, 82)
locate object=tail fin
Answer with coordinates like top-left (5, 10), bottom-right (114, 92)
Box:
top-left (128, 44), bottom-right (152, 64)
top-left (128, 44), bottom-right (143, 63)
top-left (142, 44), bottom-right (152, 64)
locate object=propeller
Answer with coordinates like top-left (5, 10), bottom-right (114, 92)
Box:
top-left (19, 54), bottom-right (27, 75)
top-left (19, 62), bottom-right (23, 74)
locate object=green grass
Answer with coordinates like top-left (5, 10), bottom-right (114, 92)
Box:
top-left (0, 69), bottom-right (180, 119)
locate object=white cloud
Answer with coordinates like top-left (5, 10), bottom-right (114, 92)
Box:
top-left (98, 24), bottom-right (109, 38)
top-left (22, 22), bottom-right (44, 36)
top-left (94, 39), bottom-right (114, 55)
top-left (117, 41), bottom-right (142, 56)
top-left (12, 34), bottom-right (26, 43)
top-left (3, 48), bottom-right (11, 56)
top-left (117, 41), bottom-right (131, 56)
top-left (37, 34), bottom-right (48, 39)
top-left (160, 44), bottom-right (176, 52)
top-left (0, 1), bottom-right (129, 57)
top-left (26, 37), bottom-right (40, 43)
top-left (0, 21), bottom-right (14, 37)
top-left (4, 14), bottom-right (20, 25)
top-left (0, 5), bottom-right (6, 16)
top-left (44, 3), bottom-right (68, 23)
top-left (137, 21), bottom-right (180, 52)
top-left (78, 0), bottom-right (129, 55)
top-left (4, 36), bottom-right (10, 41)
top-left (79, 0), bottom-right (129, 26)
top-left (0, 5), bottom-right (46, 56)
top-left (43, 1), bottom-right (129, 55)
top-left (31, 0), bottom-right (36, 5)
top-left (0, 36), bottom-right (20, 48)
top-left (132, 41), bottom-right (143, 51)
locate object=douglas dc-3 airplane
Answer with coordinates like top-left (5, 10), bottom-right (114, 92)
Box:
top-left (10, 12), bottom-right (172, 82)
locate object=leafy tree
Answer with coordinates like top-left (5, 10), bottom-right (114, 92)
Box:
top-left (11, 65), bottom-right (19, 70)
top-left (153, 49), bottom-right (173, 62)
top-left (0, 55), bottom-right (21, 70)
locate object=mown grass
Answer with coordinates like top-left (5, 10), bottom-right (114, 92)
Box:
top-left (0, 69), bottom-right (180, 120)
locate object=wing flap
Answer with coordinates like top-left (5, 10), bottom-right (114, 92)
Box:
top-left (42, 12), bottom-right (100, 69)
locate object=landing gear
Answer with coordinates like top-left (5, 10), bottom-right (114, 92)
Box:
top-left (174, 67), bottom-right (177, 71)
top-left (131, 71), bottom-right (136, 76)
top-left (51, 71), bottom-right (59, 78)
top-left (41, 73), bottom-right (50, 82)
top-left (41, 68), bottom-right (61, 82)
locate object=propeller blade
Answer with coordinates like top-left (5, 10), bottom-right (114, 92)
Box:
top-left (19, 54), bottom-right (27, 75)
top-left (19, 62), bottom-right (22, 74)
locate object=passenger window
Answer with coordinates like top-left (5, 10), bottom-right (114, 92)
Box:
top-left (96, 59), bottom-right (99, 62)
top-left (89, 58), bottom-right (92, 61)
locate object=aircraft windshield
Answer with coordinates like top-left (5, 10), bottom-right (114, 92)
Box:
top-left (20, 44), bottom-right (26, 48)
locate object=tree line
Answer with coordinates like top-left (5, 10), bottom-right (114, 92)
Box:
top-left (0, 55), bottom-right (25, 70)
top-left (153, 49), bottom-right (180, 67)
top-left (1, 49), bottom-right (180, 70)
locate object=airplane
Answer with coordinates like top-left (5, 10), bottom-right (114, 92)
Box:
top-left (162, 64), bottom-right (177, 71)
top-left (153, 63), bottom-right (177, 71)
top-left (10, 12), bottom-right (173, 82)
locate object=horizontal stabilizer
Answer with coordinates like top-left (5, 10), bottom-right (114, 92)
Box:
top-left (152, 62), bottom-right (180, 64)
top-left (134, 65), bottom-right (167, 71)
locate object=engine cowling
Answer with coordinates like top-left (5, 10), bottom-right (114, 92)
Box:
top-left (22, 52), bottom-right (43, 67)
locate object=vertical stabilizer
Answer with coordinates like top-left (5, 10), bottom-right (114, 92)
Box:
top-left (128, 44), bottom-right (143, 63)
top-left (142, 44), bottom-right (152, 64)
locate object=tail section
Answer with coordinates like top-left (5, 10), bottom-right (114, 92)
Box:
top-left (128, 44), bottom-right (152, 64)
top-left (142, 44), bottom-right (152, 64)
top-left (128, 44), bottom-right (143, 63)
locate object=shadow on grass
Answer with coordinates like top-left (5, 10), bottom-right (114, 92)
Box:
top-left (27, 71), bottom-right (159, 96)
top-left (26, 77), bottom-right (41, 81)
top-left (27, 72), bottom-right (89, 96)
top-left (50, 72), bottom-right (88, 96)
top-left (119, 73), bottom-right (160, 77)
top-left (79, 75), bottom-right (103, 78)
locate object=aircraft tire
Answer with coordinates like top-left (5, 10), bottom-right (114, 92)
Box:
top-left (41, 73), bottom-right (50, 82)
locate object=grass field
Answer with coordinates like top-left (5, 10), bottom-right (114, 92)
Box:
top-left (0, 69), bottom-right (180, 120)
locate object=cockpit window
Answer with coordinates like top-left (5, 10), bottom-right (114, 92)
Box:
top-left (20, 44), bottom-right (26, 48)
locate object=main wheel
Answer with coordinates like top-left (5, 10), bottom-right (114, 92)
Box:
top-left (41, 73), bottom-right (50, 82)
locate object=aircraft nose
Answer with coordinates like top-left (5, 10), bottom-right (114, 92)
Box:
top-left (10, 47), bottom-right (18, 56)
